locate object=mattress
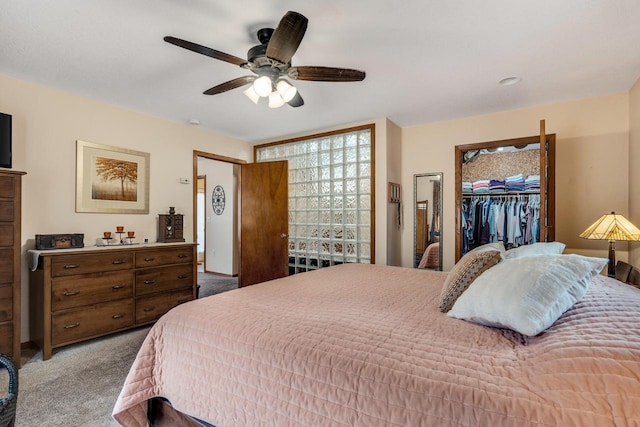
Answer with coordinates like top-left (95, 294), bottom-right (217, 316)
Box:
top-left (113, 263), bottom-right (640, 426)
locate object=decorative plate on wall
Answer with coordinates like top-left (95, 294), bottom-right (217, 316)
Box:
top-left (212, 185), bottom-right (225, 215)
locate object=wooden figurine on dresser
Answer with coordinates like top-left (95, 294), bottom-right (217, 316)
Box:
top-left (157, 206), bottom-right (185, 243)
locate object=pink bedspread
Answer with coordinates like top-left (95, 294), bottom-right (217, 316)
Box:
top-left (113, 264), bottom-right (640, 426)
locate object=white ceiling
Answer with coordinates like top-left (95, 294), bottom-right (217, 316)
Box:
top-left (1, 1), bottom-right (640, 143)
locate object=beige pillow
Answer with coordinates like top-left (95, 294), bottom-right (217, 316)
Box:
top-left (438, 245), bottom-right (503, 312)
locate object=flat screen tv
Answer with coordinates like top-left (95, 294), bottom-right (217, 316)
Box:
top-left (0, 112), bottom-right (11, 168)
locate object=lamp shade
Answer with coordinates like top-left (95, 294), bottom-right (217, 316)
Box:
top-left (276, 79), bottom-right (297, 103)
top-left (268, 92), bottom-right (285, 108)
top-left (243, 86), bottom-right (260, 104)
top-left (253, 76), bottom-right (273, 97)
top-left (579, 212), bottom-right (640, 241)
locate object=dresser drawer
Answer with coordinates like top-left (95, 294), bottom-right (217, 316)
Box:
top-left (52, 270), bottom-right (134, 311)
top-left (0, 224), bottom-right (13, 246)
top-left (0, 201), bottom-right (14, 223)
top-left (135, 247), bottom-right (193, 268)
top-left (135, 264), bottom-right (193, 296)
top-left (0, 176), bottom-right (15, 198)
top-left (0, 248), bottom-right (12, 286)
top-left (52, 252), bottom-right (133, 277)
top-left (0, 285), bottom-right (12, 322)
top-left (136, 288), bottom-right (193, 324)
top-left (0, 323), bottom-right (12, 355)
top-left (52, 299), bottom-right (134, 346)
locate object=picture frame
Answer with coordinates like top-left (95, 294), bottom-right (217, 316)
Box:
top-left (76, 140), bottom-right (150, 213)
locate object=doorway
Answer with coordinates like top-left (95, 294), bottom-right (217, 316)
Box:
top-left (194, 151), bottom-right (243, 296)
top-left (193, 150), bottom-right (290, 292)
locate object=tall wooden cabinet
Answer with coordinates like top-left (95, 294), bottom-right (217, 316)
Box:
top-left (0, 170), bottom-right (25, 364)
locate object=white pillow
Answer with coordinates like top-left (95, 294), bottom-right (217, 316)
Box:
top-left (447, 254), bottom-right (607, 336)
top-left (504, 242), bottom-right (566, 259)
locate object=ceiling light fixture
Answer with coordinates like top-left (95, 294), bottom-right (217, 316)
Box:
top-left (268, 91), bottom-right (285, 109)
top-left (243, 86), bottom-right (260, 104)
top-left (499, 76), bottom-right (522, 86)
top-left (276, 79), bottom-right (297, 103)
top-left (253, 75), bottom-right (273, 97)
top-left (243, 74), bottom-right (299, 108)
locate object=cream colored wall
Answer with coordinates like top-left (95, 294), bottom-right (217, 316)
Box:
top-left (385, 119), bottom-right (403, 266)
top-left (0, 73), bottom-right (252, 341)
top-left (630, 76), bottom-right (640, 267)
top-left (401, 93), bottom-right (630, 270)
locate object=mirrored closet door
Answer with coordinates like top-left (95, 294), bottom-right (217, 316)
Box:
top-left (414, 172), bottom-right (443, 270)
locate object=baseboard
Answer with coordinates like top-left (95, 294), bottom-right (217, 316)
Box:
top-left (201, 270), bottom-right (237, 278)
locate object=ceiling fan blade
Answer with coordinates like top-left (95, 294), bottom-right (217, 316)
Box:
top-left (164, 36), bottom-right (247, 67)
top-left (203, 76), bottom-right (256, 95)
top-left (287, 91), bottom-right (304, 108)
top-left (266, 11), bottom-right (308, 64)
top-left (288, 66), bottom-right (366, 82)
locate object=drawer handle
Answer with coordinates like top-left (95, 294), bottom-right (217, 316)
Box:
top-left (63, 264), bottom-right (79, 269)
top-left (112, 284), bottom-right (125, 290)
top-left (178, 254), bottom-right (188, 258)
top-left (177, 275), bottom-right (188, 279)
top-left (143, 257), bottom-right (156, 262)
top-left (112, 313), bottom-right (125, 319)
top-left (143, 307), bottom-right (155, 312)
top-left (143, 280), bottom-right (156, 285)
top-left (63, 291), bottom-right (80, 297)
top-left (112, 259), bottom-right (125, 265)
top-left (63, 322), bottom-right (80, 329)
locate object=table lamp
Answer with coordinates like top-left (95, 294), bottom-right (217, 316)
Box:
top-left (579, 211), bottom-right (640, 277)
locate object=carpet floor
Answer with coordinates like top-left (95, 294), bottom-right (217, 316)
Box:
top-left (198, 272), bottom-right (238, 298)
top-left (0, 273), bottom-right (237, 426)
top-left (2, 326), bottom-right (151, 427)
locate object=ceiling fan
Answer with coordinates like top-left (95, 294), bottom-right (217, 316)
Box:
top-left (164, 11), bottom-right (366, 108)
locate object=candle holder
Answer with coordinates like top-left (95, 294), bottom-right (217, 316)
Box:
top-left (102, 231), bottom-right (113, 246)
top-left (115, 226), bottom-right (125, 244)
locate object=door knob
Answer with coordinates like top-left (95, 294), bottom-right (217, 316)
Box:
top-left (280, 233), bottom-right (287, 239)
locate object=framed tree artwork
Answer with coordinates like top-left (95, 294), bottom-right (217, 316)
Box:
top-left (76, 140), bottom-right (150, 213)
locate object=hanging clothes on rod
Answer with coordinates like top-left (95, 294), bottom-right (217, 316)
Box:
top-left (461, 194), bottom-right (541, 255)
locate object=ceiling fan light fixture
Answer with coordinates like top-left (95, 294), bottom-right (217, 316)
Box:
top-left (276, 79), bottom-right (297, 103)
top-left (253, 75), bottom-right (273, 97)
top-left (268, 92), bottom-right (285, 108)
top-left (243, 86), bottom-right (260, 104)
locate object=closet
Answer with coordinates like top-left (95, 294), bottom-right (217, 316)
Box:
top-left (454, 121), bottom-right (555, 261)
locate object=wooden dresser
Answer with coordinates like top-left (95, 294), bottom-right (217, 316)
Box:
top-left (29, 242), bottom-right (196, 360)
top-left (0, 170), bottom-right (25, 364)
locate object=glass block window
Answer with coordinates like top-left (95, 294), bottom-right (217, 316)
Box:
top-left (255, 125), bottom-right (374, 275)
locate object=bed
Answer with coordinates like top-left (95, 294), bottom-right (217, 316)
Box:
top-left (113, 261), bottom-right (640, 426)
top-left (417, 241), bottom-right (440, 269)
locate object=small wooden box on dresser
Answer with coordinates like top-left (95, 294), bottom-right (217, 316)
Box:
top-left (29, 242), bottom-right (196, 360)
top-left (0, 170), bottom-right (25, 366)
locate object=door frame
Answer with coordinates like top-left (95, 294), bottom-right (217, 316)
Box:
top-left (192, 151), bottom-right (247, 276)
top-left (453, 128), bottom-right (556, 261)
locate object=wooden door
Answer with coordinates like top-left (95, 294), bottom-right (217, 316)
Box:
top-left (239, 161), bottom-right (288, 287)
